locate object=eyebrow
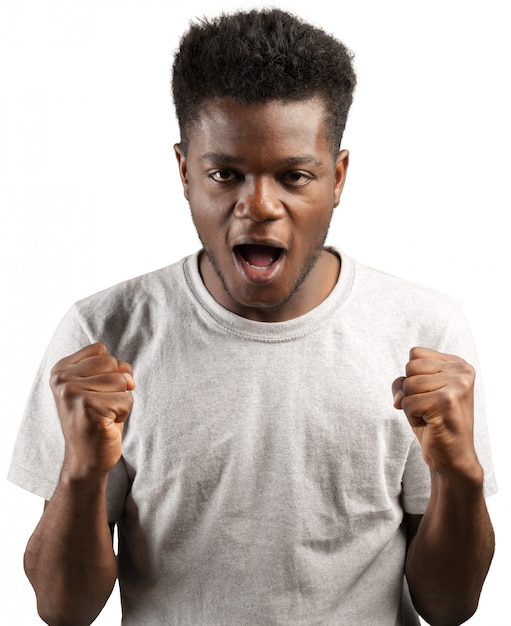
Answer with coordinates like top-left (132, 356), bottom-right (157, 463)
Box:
top-left (199, 152), bottom-right (245, 165)
top-left (199, 152), bottom-right (324, 167)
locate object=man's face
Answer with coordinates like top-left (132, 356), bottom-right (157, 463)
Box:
top-left (175, 97), bottom-right (349, 322)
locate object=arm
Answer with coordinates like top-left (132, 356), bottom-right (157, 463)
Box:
top-left (24, 343), bottom-right (135, 626)
top-left (394, 348), bottom-right (495, 626)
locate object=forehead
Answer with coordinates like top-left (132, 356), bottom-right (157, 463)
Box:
top-left (187, 97), bottom-right (331, 159)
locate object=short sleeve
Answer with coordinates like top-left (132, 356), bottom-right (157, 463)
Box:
top-left (7, 306), bottom-right (90, 500)
top-left (440, 302), bottom-right (498, 498)
top-left (400, 299), bottom-right (497, 510)
top-left (402, 439), bottom-right (431, 514)
top-left (7, 304), bottom-right (130, 520)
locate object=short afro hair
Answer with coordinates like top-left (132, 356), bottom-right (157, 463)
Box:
top-left (172, 8), bottom-right (356, 156)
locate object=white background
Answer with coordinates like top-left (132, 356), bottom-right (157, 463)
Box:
top-left (1, 0), bottom-right (509, 623)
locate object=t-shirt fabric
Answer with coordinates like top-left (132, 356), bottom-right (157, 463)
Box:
top-left (8, 250), bottom-right (497, 625)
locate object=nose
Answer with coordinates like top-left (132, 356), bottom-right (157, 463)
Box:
top-left (234, 177), bottom-right (285, 223)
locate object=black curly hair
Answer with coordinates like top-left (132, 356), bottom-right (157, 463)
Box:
top-left (172, 8), bottom-right (356, 156)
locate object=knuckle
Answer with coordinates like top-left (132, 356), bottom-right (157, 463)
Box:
top-left (50, 369), bottom-right (74, 396)
top-left (401, 378), bottom-right (412, 395)
top-left (117, 373), bottom-right (129, 391)
top-left (50, 362), bottom-right (61, 378)
top-left (409, 347), bottom-right (421, 360)
top-left (450, 362), bottom-right (475, 391)
top-left (103, 354), bottom-right (119, 370)
top-left (458, 373), bottom-right (474, 397)
top-left (79, 392), bottom-right (96, 411)
top-left (404, 360), bottom-right (415, 376)
top-left (80, 392), bottom-right (111, 416)
top-left (83, 391), bottom-right (133, 418)
top-left (400, 395), bottom-right (420, 419)
top-left (463, 361), bottom-right (475, 382)
top-left (90, 354), bottom-right (117, 372)
top-left (116, 394), bottom-right (134, 417)
top-left (405, 359), bottom-right (422, 377)
top-left (405, 374), bottom-right (421, 391)
top-left (50, 367), bottom-right (68, 386)
top-left (436, 386), bottom-right (455, 409)
top-left (50, 354), bottom-right (73, 375)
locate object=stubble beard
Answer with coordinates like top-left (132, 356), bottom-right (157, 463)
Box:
top-left (193, 218), bottom-right (332, 314)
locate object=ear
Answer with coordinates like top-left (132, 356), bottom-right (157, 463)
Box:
top-left (174, 143), bottom-right (189, 200)
top-left (333, 149), bottom-right (349, 207)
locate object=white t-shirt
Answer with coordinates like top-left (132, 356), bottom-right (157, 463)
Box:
top-left (8, 250), bottom-right (496, 625)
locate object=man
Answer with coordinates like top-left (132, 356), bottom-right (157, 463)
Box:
top-left (8, 8), bottom-right (496, 625)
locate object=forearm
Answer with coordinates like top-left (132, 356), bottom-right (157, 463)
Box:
top-left (406, 466), bottom-right (495, 625)
top-left (24, 470), bottom-right (117, 626)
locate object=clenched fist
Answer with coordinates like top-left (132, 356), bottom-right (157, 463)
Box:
top-left (392, 347), bottom-right (481, 479)
top-left (50, 343), bottom-right (135, 477)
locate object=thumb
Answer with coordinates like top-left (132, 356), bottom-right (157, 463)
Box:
top-left (392, 376), bottom-right (405, 409)
top-left (118, 360), bottom-right (136, 391)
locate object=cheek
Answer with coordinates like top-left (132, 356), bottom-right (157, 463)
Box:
top-left (189, 197), bottom-right (232, 245)
top-left (299, 201), bottom-right (333, 235)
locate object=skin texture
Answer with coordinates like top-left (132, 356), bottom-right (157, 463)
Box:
top-left (23, 99), bottom-right (494, 625)
top-left (174, 98), bottom-right (348, 322)
top-left (394, 348), bottom-right (495, 624)
top-left (24, 343), bottom-right (134, 625)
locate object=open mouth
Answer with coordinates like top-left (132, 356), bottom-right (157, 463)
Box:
top-left (234, 244), bottom-right (284, 270)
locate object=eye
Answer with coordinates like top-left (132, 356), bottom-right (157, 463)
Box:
top-left (281, 171), bottom-right (313, 186)
top-left (209, 170), bottom-right (239, 183)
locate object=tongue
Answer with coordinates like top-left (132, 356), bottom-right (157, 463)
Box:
top-left (240, 244), bottom-right (279, 268)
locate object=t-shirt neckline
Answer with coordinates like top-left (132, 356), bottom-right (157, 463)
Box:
top-left (183, 247), bottom-right (355, 342)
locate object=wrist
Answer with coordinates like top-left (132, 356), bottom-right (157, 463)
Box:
top-left (60, 457), bottom-right (111, 493)
top-left (430, 458), bottom-right (484, 496)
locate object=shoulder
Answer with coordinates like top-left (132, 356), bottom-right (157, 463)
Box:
top-left (64, 254), bottom-right (196, 359)
top-left (336, 251), bottom-right (474, 359)
top-left (347, 255), bottom-right (464, 324)
top-left (76, 256), bottom-right (190, 314)
top-left (354, 258), bottom-right (458, 308)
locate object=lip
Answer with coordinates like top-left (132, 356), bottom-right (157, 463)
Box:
top-left (232, 238), bottom-right (286, 285)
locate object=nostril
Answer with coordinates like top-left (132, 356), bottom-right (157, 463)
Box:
top-left (235, 198), bottom-right (284, 222)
